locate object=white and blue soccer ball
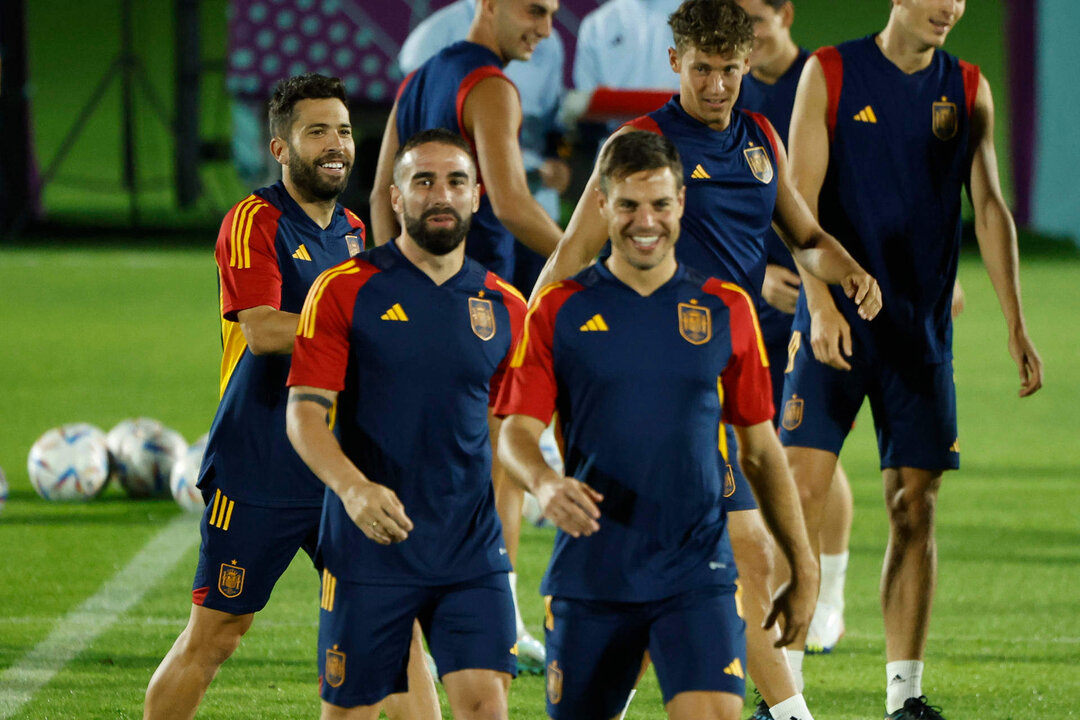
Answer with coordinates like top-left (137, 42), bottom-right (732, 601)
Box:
top-left (0, 466), bottom-right (8, 514)
top-left (27, 423), bottom-right (111, 501)
top-left (107, 418), bottom-right (186, 499)
top-left (170, 433), bottom-right (208, 512)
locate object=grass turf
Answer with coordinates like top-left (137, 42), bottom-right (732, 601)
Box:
top-left (0, 244), bottom-right (1077, 718)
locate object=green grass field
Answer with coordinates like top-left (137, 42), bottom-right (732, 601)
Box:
top-left (0, 242), bottom-right (1077, 719)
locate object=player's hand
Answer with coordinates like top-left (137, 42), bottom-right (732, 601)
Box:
top-left (1008, 329), bottom-right (1043, 397)
top-left (534, 468), bottom-right (603, 538)
top-left (761, 264), bottom-right (801, 315)
top-left (763, 562), bottom-right (819, 647)
top-left (841, 271), bottom-right (882, 320)
top-left (808, 297), bottom-right (853, 371)
top-left (339, 480), bottom-right (413, 545)
top-left (951, 279), bottom-right (965, 319)
top-left (539, 158), bottom-right (572, 194)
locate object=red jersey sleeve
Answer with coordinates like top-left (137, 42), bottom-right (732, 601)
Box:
top-left (494, 281), bottom-right (581, 423)
top-left (485, 274), bottom-right (529, 407)
top-left (704, 279), bottom-right (774, 426)
top-left (215, 195), bottom-right (284, 321)
top-left (287, 260), bottom-right (379, 392)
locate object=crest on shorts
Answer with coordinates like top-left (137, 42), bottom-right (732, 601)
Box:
top-left (932, 97), bottom-right (958, 140)
top-left (546, 660), bottom-right (563, 704)
top-left (678, 302), bottom-right (711, 345)
top-left (217, 561), bottom-right (245, 598)
top-left (781, 394), bottom-right (804, 431)
top-left (345, 234), bottom-right (362, 257)
top-left (325, 646), bottom-right (346, 688)
top-left (723, 463), bottom-right (736, 498)
top-left (469, 297), bottom-right (496, 341)
top-left (743, 145), bottom-right (774, 184)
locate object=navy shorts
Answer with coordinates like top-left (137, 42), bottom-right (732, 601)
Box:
top-left (191, 488), bottom-right (320, 614)
top-left (764, 324), bottom-right (793, 429)
top-left (778, 330), bottom-right (960, 471)
top-left (544, 585), bottom-right (746, 720)
top-left (318, 571), bottom-right (517, 708)
top-left (721, 424), bottom-right (758, 511)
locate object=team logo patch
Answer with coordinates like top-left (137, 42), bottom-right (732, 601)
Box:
top-left (546, 660), bottom-right (563, 704)
top-left (469, 297), bottom-right (496, 341)
top-left (678, 302), bottom-right (711, 345)
top-left (743, 145), bottom-right (774, 184)
top-left (723, 463), bottom-right (736, 498)
top-left (345, 234), bottom-right (361, 256)
top-left (325, 646), bottom-right (346, 688)
top-left (218, 562), bottom-right (245, 599)
top-left (781, 395), bottom-right (804, 431)
top-left (932, 98), bottom-right (958, 140)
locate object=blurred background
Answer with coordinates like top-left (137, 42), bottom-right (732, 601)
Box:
top-left (1, 0), bottom-right (1077, 246)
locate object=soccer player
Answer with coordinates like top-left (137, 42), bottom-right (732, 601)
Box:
top-left (734, 0), bottom-right (852, 665)
top-left (496, 130), bottom-right (817, 720)
top-left (371, 0), bottom-right (563, 671)
top-left (534, 2), bottom-right (879, 718)
top-left (143, 75), bottom-right (438, 720)
top-left (780, 1), bottom-right (1044, 717)
top-left (286, 128), bottom-right (526, 720)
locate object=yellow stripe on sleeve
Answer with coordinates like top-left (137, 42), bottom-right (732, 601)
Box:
top-left (716, 376), bottom-right (729, 462)
top-left (511, 282), bottom-right (564, 368)
top-left (719, 282), bottom-right (769, 367)
top-left (297, 263), bottom-right (361, 340)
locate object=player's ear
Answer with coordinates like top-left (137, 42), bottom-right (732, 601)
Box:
top-left (270, 136), bottom-right (288, 166)
top-left (781, 0), bottom-right (794, 29)
top-left (471, 183), bottom-right (481, 213)
top-left (668, 47), bottom-right (680, 74)
top-left (390, 184), bottom-right (404, 215)
top-left (676, 184), bottom-right (686, 219)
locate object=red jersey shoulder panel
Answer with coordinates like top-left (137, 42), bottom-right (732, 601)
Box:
top-left (215, 194), bottom-right (286, 320)
top-left (621, 115), bottom-right (664, 135)
top-left (741, 110), bottom-right (780, 163)
top-left (959, 60), bottom-right (980, 118)
top-left (455, 66), bottom-right (519, 146)
top-left (813, 46), bottom-right (843, 145)
top-left (396, 70), bottom-right (417, 103)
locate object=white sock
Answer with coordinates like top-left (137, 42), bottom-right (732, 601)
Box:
top-left (770, 693), bottom-right (813, 720)
top-left (885, 660), bottom-right (924, 713)
top-left (818, 551), bottom-right (848, 609)
top-left (508, 571), bottom-right (527, 636)
top-left (787, 649), bottom-right (805, 693)
top-left (617, 688), bottom-right (637, 720)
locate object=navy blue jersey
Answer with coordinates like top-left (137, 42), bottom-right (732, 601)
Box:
top-left (199, 182), bottom-right (365, 507)
top-left (495, 263), bottom-right (774, 602)
top-left (288, 241), bottom-right (526, 585)
top-left (624, 100), bottom-right (781, 302)
top-left (793, 36), bottom-right (980, 363)
top-left (738, 49), bottom-right (810, 342)
top-left (396, 41), bottom-right (519, 280)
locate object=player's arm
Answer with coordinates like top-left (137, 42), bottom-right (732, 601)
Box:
top-left (530, 125), bottom-right (636, 297)
top-left (785, 55), bottom-right (855, 370)
top-left (967, 74), bottom-right (1042, 397)
top-left (498, 414), bottom-right (602, 538)
top-left (235, 306), bottom-right (300, 355)
top-left (369, 102), bottom-right (401, 245)
top-left (768, 119), bottom-right (881, 320)
top-left (286, 386), bottom-right (413, 545)
top-left (464, 77), bottom-right (563, 257)
top-left (734, 421), bottom-right (818, 646)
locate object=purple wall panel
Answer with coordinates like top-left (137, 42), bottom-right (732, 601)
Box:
top-left (1004, 0), bottom-right (1035, 225)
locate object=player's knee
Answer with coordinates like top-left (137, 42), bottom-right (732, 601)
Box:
top-left (454, 693), bottom-right (506, 720)
top-left (184, 611), bottom-right (251, 666)
top-left (886, 485), bottom-right (936, 539)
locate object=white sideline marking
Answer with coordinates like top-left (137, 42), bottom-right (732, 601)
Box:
top-left (0, 514), bottom-right (200, 718)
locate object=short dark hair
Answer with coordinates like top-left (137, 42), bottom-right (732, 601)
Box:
top-left (392, 128), bottom-right (477, 184)
top-left (597, 131), bottom-right (683, 194)
top-left (762, 0), bottom-right (791, 9)
top-left (669, 0), bottom-right (755, 58)
top-left (268, 73), bottom-right (348, 139)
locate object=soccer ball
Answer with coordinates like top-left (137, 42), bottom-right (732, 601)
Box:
top-left (170, 433), bottom-right (208, 512)
top-left (0, 466), bottom-right (8, 514)
top-left (26, 423), bottom-right (111, 501)
top-left (107, 418), bottom-right (186, 499)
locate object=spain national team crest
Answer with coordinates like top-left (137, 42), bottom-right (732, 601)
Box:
top-left (743, 145), bottom-right (774, 184)
top-left (932, 97), bottom-right (958, 140)
top-left (345, 234), bottom-right (362, 257)
top-left (546, 660), bottom-right (563, 704)
top-left (468, 297), bottom-right (496, 341)
top-left (325, 646), bottom-right (346, 688)
top-left (218, 562), bottom-right (245, 599)
top-left (678, 302), bottom-right (712, 345)
top-left (723, 463), bottom-right (736, 498)
top-left (781, 394), bottom-right (804, 431)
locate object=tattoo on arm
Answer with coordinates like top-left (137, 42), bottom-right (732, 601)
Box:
top-left (289, 393), bottom-right (334, 410)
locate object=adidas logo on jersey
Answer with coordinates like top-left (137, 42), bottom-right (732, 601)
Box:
top-left (579, 314), bottom-right (609, 332)
top-left (690, 163), bottom-right (710, 179)
top-left (853, 105), bottom-right (878, 123)
top-left (723, 658), bottom-right (744, 679)
top-left (380, 303), bottom-right (409, 321)
top-left (292, 244), bottom-right (312, 261)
